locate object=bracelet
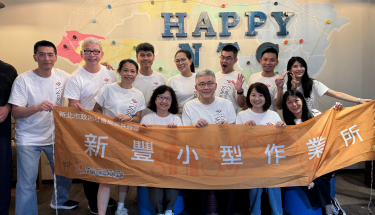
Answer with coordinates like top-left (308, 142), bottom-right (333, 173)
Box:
top-left (129, 115), bottom-right (133, 122)
top-left (357, 98), bottom-right (361, 105)
top-left (237, 90), bottom-right (244, 95)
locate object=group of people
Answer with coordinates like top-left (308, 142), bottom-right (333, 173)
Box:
top-left (0, 36), bottom-right (372, 215)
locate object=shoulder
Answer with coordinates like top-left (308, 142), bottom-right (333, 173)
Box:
top-left (216, 96), bottom-right (232, 105)
top-left (132, 87), bottom-right (145, 96)
top-left (53, 68), bottom-right (70, 79)
top-left (69, 67), bottom-right (84, 79)
top-left (153, 71), bottom-right (165, 79)
top-left (185, 98), bottom-right (199, 107)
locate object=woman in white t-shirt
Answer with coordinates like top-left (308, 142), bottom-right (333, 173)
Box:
top-left (275, 56), bottom-right (372, 110)
top-left (167, 49), bottom-right (198, 116)
top-left (93, 59), bottom-right (146, 215)
top-left (282, 89), bottom-right (346, 215)
top-left (236, 82), bottom-right (285, 215)
top-left (140, 85), bottom-right (182, 215)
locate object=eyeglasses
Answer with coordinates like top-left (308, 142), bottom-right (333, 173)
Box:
top-left (83, 50), bottom-right (101, 55)
top-left (38, 53), bottom-right (55, 58)
top-left (174, 58), bottom-right (187, 64)
top-left (157, 95), bottom-right (172, 101)
top-left (197, 82), bottom-right (215, 88)
top-left (219, 56), bottom-right (234, 61)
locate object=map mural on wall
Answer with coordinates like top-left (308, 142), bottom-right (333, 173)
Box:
top-left (56, 0), bottom-right (349, 82)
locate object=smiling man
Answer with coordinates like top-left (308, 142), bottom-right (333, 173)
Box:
top-left (8, 40), bottom-right (78, 214)
top-left (247, 47), bottom-right (279, 111)
top-left (132, 43), bottom-right (166, 117)
top-left (215, 45), bottom-right (246, 113)
top-left (63, 37), bottom-right (118, 214)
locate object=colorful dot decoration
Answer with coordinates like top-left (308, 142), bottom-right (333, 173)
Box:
top-left (246, 61), bottom-right (250, 65)
top-left (222, 4), bottom-right (225, 8)
top-left (63, 44), bottom-right (67, 49)
top-left (92, 18), bottom-right (97, 23)
top-left (326, 20), bottom-right (331, 24)
top-left (299, 39), bottom-right (304, 43)
top-left (107, 5), bottom-right (111, 9)
top-left (133, 46), bottom-right (137, 50)
top-left (73, 35), bottom-right (77, 39)
top-left (151, 0), bottom-right (154, 5)
top-left (112, 40), bottom-right (116, 45)
top-left (274, 2), bottom-right (278, 6)
top-left (284, 40), bottom-right (288, 44)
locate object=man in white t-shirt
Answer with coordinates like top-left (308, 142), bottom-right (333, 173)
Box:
top-left (63, 37), bottom-right (118, 214)
top-left (215, 45), bottom-right (246, 113)
top-left (132, 43), bottom-right (166, 117)
top-left (247, 47), bottom-right (279, 111)
top-left (8, 41), bottom-right (78, 214)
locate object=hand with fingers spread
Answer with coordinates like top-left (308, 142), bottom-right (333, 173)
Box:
top-left (275, 71), bottom-right (287, 89)
top-left (333, 102), bottom-right (342, 110)
top-left (245, 120), bottom-right (257, 126)
top-left (218, 120), bottom-right (228, 127)
top-left (113, 114), bottom-right (131, 122)
top-left (100, 62), bottom-right (114, 70)
top-left (275, 121), bottom-right (286, 128)
top-left (167, 122), bottom-right (178, 128)
top-left (229, 73), bottom-right (245, 93)
top-left (36, 101), bottom-right (55, 112)
top-left (196, 118), bottom-right (209, 128)
top-left (289, 72), bottom-right (299, 90)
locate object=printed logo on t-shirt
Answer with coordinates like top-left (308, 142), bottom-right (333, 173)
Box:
top-left (55, 82), bottom-right (64, 106)
top-left (193, 91), bottom-right (199, 99)
top-left (102, 78), bottom-right (111, 86)
top-left (214, 109), bottom-right (225, 124)
top-left (154, 82), bottom-right (159, 86)
top-left (132, 99), bottom-right (138, 104)
top-left (219, 85), bottom-right (231, 99)
top-left (56, 82), bottom-right (61, 87)
top-left (266, 84), bottom-right (271, 88)
top-left (126, 100), bottom-right (138, 117)
top-left (266, 122), bottom-right (273, 125)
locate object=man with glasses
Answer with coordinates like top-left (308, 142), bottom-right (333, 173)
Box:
top-left (215, 45), bottom-right (246, 113)
top-left (181, 69), bottom-right (236, 214)
top-left (8, 40), bottom-right (78, 214)
top-left (64, 37), bottom-right (118, 214)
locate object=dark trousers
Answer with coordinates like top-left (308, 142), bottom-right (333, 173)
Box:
top-left (148, 187), bottom-right (179, 213)
top-left (83, 180), bottom-right (100, 209)
top-left (302, 176), bottom-right (331, 208)
top-left (0, 137), bottom-right (12, 215)
top-left (183, 189), bottom-right (209, 215)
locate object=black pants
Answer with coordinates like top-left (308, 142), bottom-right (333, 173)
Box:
top-left (83, 180), bottom-right (100, 209)
top-left (302, 176), bottom-right (331, 208)
top-left (0, 137), bottom-right (12, 215)
top-left (148, 187), bottom-right (179, 213)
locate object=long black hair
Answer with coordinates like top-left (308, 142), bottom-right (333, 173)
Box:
top-left (282, 90), bottom-right (314, 125)
top-left (286, 57), bottom-right (314, 99)
top-left (148, 85), bottom-right (179, 114)
top-left (175, 49), bottom-right (195, 73)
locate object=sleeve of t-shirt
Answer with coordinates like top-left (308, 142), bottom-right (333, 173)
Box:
top-left (174, 115), bottom-right (183, 126)
top-left (166, 78), bottom-right (172, 86)
top-left (136, 93), bottom-right (147, 112)
top-left (8, 76), bottom-right (27, 107)
top-left (314, 80), bottom-right (329, 98)
top-left (94, 86), bottom-right (107, 107)
top-left (140, 114), bottom-right (150, 124)
top-left (63, 76), bottom-right (81, 100)
top-left (182, 105), bottom-right (193, 126)
top-left (235, 112), bottom-right (244, 124)
top-left (226, 101), bottom-right (237, 123)
top-left (110, 70), bottom-right (118, 83)
top-left (160, 74), bottom-right (166, 85)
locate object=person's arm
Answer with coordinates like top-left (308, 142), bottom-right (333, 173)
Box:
top-left (131, 111), bottom-right (142, 123)
top-left (93, 102), bottom-right (102, 113)
top-left (324, 89), bottom-right (372, 104)
top-left (230, 74), bottom-right (246, 108)
top-left (275, 72), bottom-right (287, 110)
top-left (68, 99), bottom-right (83, 111)
top-left (0, 103), bottom-right (12, 123)
top-left (12, 101), bottom-right (55, 120)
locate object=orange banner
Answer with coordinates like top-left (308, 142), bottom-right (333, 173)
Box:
top-left (54, 102), bottom-right (375, 189)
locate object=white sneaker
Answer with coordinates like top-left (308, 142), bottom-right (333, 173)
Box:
top-left (164, 210), bottom-right (174, 215)
top-left (115, 208), bottom-right (129, 215)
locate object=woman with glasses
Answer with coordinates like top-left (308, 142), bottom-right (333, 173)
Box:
top-left (93, 59), bottom-right (146, 215)
top-left (141, 85), bottom-right (182, 215)
top-left (167, 49), bottom-right (198, 117)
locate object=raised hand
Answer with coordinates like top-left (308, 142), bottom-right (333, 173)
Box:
top-left (275, 71), bottom-right (287, 89)
top-left (228, 73), bottom-right (245, 93)
top-left (333, 102), bottom-right (342, 110)
top-left (290, 72), bottom-right (299, 90)
top-left (275, 121), bottom-right (286, 128)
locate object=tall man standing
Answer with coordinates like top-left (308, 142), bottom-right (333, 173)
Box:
top-left (64, 37), bottom-right (118, 214)
top-left (132, 43), bottom-right (165, 117)
top-left (0, 60), bottom-right (17, 215)
top-left (8, 40), bottom-right (78, 215)
top-left (215, 44), bottom-right (246, 113)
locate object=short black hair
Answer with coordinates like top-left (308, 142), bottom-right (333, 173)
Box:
top-left (117, 59), bottom-right (139, 73)
top-left (148, 85), bottom-right (179, 114)
top-left (246, 82), bottom-right (271, 111)
top-left (282, 89), bottom-right (314, 125)
top-left (261, 47), bottom-right (278, 59)
top-left (175, 49), bottom-right (195, 73)
top-left (34, 40), bottom-right (57, 55)
top-left (221, 44), bottom-right (238, 58)
top-left (136, 43), bottom-right (154, 55)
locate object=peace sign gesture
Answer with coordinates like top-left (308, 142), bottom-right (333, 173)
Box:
top-left (289, 72), bottom-right (299, 90)
top-left (275, 71), bottom-right (288, 89)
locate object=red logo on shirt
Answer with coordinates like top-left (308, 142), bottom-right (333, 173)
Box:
top-left (56, 82), bottom-right (61, 86)
top-left (266, 122), bottom-right (273, 125)
top-left (154, 82), bottom-right (159, 86)
top-left (216, 109), bottom-right (222, 113)
top-left (104, 78), bottom-right (109, 82)
top-left (267, 84), bottom-right (271, 88)
top-left (132, 99), bottom-right (138, 103)
top-left (227, 80), bottom-right (231, 83)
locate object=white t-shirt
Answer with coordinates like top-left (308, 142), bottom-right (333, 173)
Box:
top-left (167, 73), bottom-right (198, 117)
top-left (63, 65), bottom-right (117, 111)
top-left (294, 109), bottom-right (321, 125)
top-left (8, 69), bottom-right (70, 146)
top-left (140, 112), bottom-right (183, 126)
top-left (294, 80), bottom-right (329, 110)
top-left (236, 109), bottom-right (282, 125)
top-left (132, 70), bottom-right (166, 116)
top-left (182, 97), bottom-right (236, 126)
top-left (95, 83), bottom-right (146, 118)
top-left (247, 72), bottom-right (278, 111)
top-left (215, 71), bottom-right (247, 113)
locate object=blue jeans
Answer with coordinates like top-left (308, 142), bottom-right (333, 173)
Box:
top-left (16, 145), bottom-right (72, 215)
top-left (248, 188), bottom-right (282, 215)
